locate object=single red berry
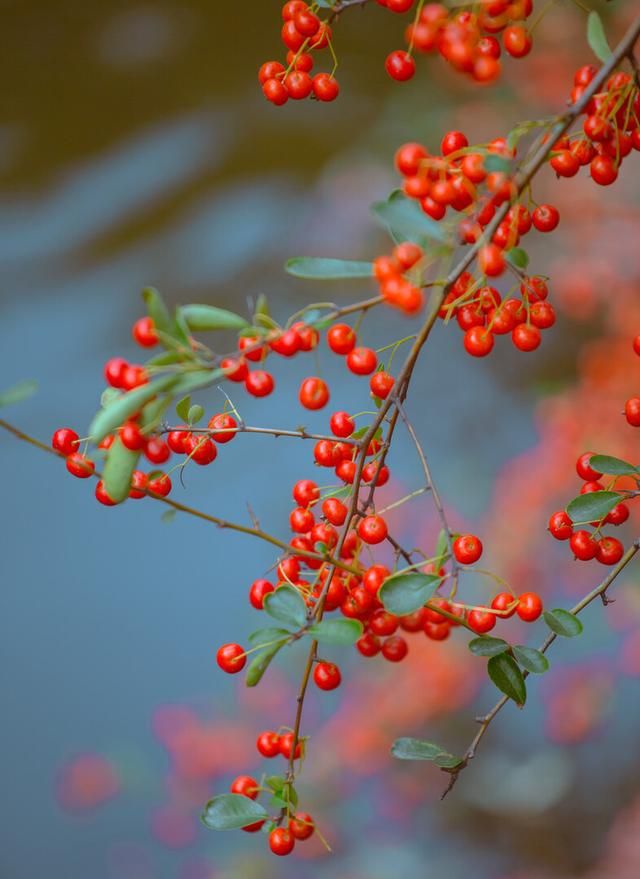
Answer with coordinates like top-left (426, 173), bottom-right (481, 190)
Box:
top-left (270, 328), bottom-right (301, 357)
top-left (329, 410), bottom-right (355, 438)
top-left (312, 73), bottom-right (340, 101)
top-left (313, 661), bottom-right (342, 691)
top-left (52, 428), bottom-right (80, 456)
top-left (66, 453), bottom-right (95, 479)
top-left (363, 461), bottom-right (390, 486)
top-left (289, 811), bottom-right (315, 841)
top-left (357, 515), bottom-right (388, 545)
top-left (478, 243), bottom-right (505, 277)
top-left (453, 534), bottom-right (483, 565)
top-left (468, 607), bottom-right (496, 634)
top-left (503, 24), bottom-right (532, 58)
top-left (147, 472), bottom-right (172, 497)
top-left (370, 371), bottom-right (395, 399)
top-left (145, 437), bottom-right (171, 464)
top-left (284, 70), bottom-right (313, 99)
top-left (491, 591), bottom-right (517, 618)
top-left (327, 323), bottom-right (356, 354)
top-left (256, 730), bottom-right (280, 758)
top-left (259, 60), bottom-right (285, 84)
top-left (230, 775), bottom-right (259, 799)
top-left (607, 502), bottom-right (630, 526)
top-left (532, 204), bottom-right (560, 232)
top-left (424, 620), bottom-right (450, 641)
top-left (624, 398), bottom-right (640, 426)
top-left (299, 377), bottom-right (330, 410)
top-left (464, 325), bottom-right (495, 357)
top-left (370, 609), bottom-right (399, 637)
top-left (516, 592), bottom-right (543, 622)
top-left (208, 413), bottom-right (238, 443)
top-left (441, 130), bottom-right (468, 156)
top-left (279, 732), bottom-right (302, 760)
top-left (290, 506), bottom-right (315, 533)
top-left (132, 316), bottom-right (158, 347)
top-left (596, 536), bottom-right (624, 566)
top-left (121, 364), bottom-right (148, 390)
top-left (293, 479), bottom-right (319, 507)
top-left (576, 452), bottom-right (602, 482)
top-left (120, 421), bottom-right (145, 451)
top-left (95, 480), bottom-right (117, 506)
top-left (294, 8), bottom-right (320, 36)
top-left (356, 632), bottom-right (381, 657)
top-left (167, 426), bottom-right (189, 454)
top-left (569, 529), bottom-right (597, 561)
top-left (221, 357), bottom-right (249, 382)
top-left (185, 434), bottom-right (218, 465)
top-left (269, 827), bottom-right (295, 857)
top-left (104, 357), bottom-right (127, 388)
top-left (216, 643), bottom-right (246, 674)
top-left (381, 635), bottom-right (408, 662)
top-left (548, 510), bottom-right (573, 540)
top-left (590, 154), bottom-right (618, 186)
top-left (282, 1), bottom-right (307, 20)
top-left (363, 564), bottom-right (390, 596)
top-left (322, 497), bottom-right (348, 526)
top-left (385, 50), bottom-right (415, 81)
top-left (393, 241), bottom-right (423, 269)
top-left (129, 470), bottom-right (148, 499)
top-left (346, 347), bottom-right (378, 375)
top-left (245, 370), bottom-right (275, 397)
top-left (249, 579), bottom-right (275, 610)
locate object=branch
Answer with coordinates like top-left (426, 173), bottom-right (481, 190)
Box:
top-left (167, 423), bottom-right (362, 446)
top-left (441, 538), bottom-right (640, 798)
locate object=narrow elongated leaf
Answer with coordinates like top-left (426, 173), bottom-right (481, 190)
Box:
top-left (285, 257), bottom-right (374, 280)
top-left (512, 645), bottom-right (550, 674)
top-left (587, 11), bottom-right (612, 62)
top-left (543, 609), bottom-right (583, 638)
top-left (245, 639), bottom-right (288, 687)
top-left (89, 375), bottom-right (177, 442)
top-left (142, 287), bottom-right (173, 334)
top-left (379, 572), bottom-right (441, 616)
top-left (566, 491), bottom-right (621, 524)
top-left (307, 618), bottom-right (363, 646)
top-left (488, 653), bottom-right (527, 706)
top-left (172, 368), bottom-right (224, 395)
top-left (468, 636), bottom-right (509, 657)
top-left (102, 437), bottom-right (140, 503)
top-left (179, 304), bottom-right (248, 332)
top-left (391, 737), bottom-right (462, 768)
top-left (263, 585), bottom-right (307, 629)
top-left (589, 455), bottom-right (639, 477)
top-left (372, 191), bottom-right (447, 244)
top-left (433, 528), bottom-right (450, 567)
top-left (248, 627), bottom-right (291, 647)
top-left (0, 379), bottom-right (37, 408)
top-left (201, 794), bottom-right (267, 831)
top-left (139, 396), bottom-right (171, 431)
top-left (483, 153), bottom-right (512, 173)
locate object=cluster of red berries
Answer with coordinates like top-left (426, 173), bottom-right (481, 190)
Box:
top-left (51, 426), bottom-right (172, 506)
top-left (373, 241), bottom-right (425, 315)
top-left (260, 2), bottom-right (338, 106)
top-left (556, 67), bottom-right (640, 187)
top-left (225, 773), bottom-right (315, 855)
top-left (548, 453), bottom-right (629, 565)
top-left (387, 0), bottom-right (533, 85)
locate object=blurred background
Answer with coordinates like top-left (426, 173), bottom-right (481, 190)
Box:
top-left (2, 1), bottom-right (640, 877)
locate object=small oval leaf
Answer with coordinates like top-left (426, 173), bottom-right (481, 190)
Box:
top-left (488, 653), bottom-right (527, 706)
top-left (512, 645), bottom-right (550, 674)
top-left (142, 287), bottom-right (173, 335)
top-left (587, 10), bottom-right (612, 62)
top-left (505, 247), bottom-right (529, 270)
top-left (102, 437), bottom-right (140, 504)
top-left (201, 794), bottom-right (267, 831)
top-left (179, 304), bottom-right (249, 332)
top-left (391, 737), bottom-right (462, 768)
top-left (245, 639), bottom-right (288, 687)
top-left (589, 455), bottom-right (639, 477)
top-left (379, 572), bottom-right (441, 616)
top-left (285, 257), bottom-right (374, 280)
top-left (468, 636), bottom-right (509, 657)
top-left (89, 375), bottom-right (177, 443)
top-left (543, 609), bottom-right (584, 638)
top-left (372, 191), bottom-right (447, 244)
top-left (248, 627), bottom-right (291, 647)
top-left (263, 585), bottom-right (307, 629)
top-left (0, 379), bottom-right (37, 409)
top-left (307, 618), bottom-right (363, 646)
top-left (566, 491), bottom-right (621, 524)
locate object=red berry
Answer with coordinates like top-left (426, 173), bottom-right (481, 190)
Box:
top-left (576, 452), bottom-right (602, 482)
top-left (290, 506), bottom-right (315, 533)
top-left (279, 731), bottom-right (302, 759)
top-left (491, 591), bottom-right (517, 617)
top-left (289, 811), bottom-right (315, 841)
top-left (370, 371), bottom-right (395, 399)
top-left (52, 428), bottom-right (80, 456)
top-left (607, 503), bottom-right (630, 526)
top-left (464, 325), bottom-right (494, 357)
top-left (230, 775), bottom-right (258, 799)
top-left (356, 632), bottom-right (381, 657)
top-left (256, 730), bottom-right (280, 758)
top-left (104, 357), bottom-right (127, 388)
top-left (385, 50), bottom-right (416, 81)
top-left (245, 370), bottom-right (275, 397)
top-left (185, 434), bottom-right (218, 465)
top-left (570, 529), bottom-right (597, 561)
top-left (590, 155), bottom-right (618, 186)
top-left (624, 398), bottom-right (640, 426)
top-left (381, 635), bottom-right (408, 662)
top-left (503, 25), bottom-right (532, 58)
top-left (453, 534), bottom-right (483, 564)
top-left (66, 453), bottom-right (95, 479)
top-left (221, 357), bottom-right (249, 382)
top-left (478, 243), bottom-right (506, 277)
top-left (147, 472), bottom-right (172, 496)
top-left (516, 592), bottom-right (543, 622)
top-left (548, 510), bottom-right (573, 540)
top-left (299, 377), bottom-right (330, 410)
top-left (293, 479), bottom-right (319, 507)
top-left (312, 73), bottom-right (340, 101)
top-left (167, 427), bottom-right (189, 454)
top-left (294, 9), bottom-right (320, 36)
top-left (327, 323), bottom-right (356, 355)
top-left (259, 60), bottom-right (285, 84)
top-left (207, 413), bottom-right (238, 443)
top-left (313, 661), bottom-right (341, 690)
top-left (596, 536), bottom-right (624, 566)
top-left (284, 70), bottom-right (313, 99)
top-left (346, 347), bottom-right (378, 375)
top-left (468, 607), bottom-right (496, 634)
top-left (129, 470), bottom-right (148, 499)
top-left (132, 316), bottom-right (158, 348)
top-left (145, 437), bottom-right (171, 464)
top-left (441, 130), bottom-right (468, 156)
top-left (357, 515), bottom-right (388, 545)
top-left (322, 497), bottom-right (348, 526)
top-left (216, 643), bottom-right (246, 674)
top-left (95, 480), bottom-right (117, 506)
top-left (329, 410), bottom-right (355, 438)
top-left (269, 827), bottom-right (295, 857)
top-left (120, 421), bottom-right (145, 451)
top-left (532, 204), bottom-right (559, 232)
top-left (249, 579), bottom-right (275, 610)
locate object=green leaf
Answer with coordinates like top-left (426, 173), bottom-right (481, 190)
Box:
top-left (263, 585), bottom-right (307, 629)
top-left (265, 777), bottom-right (298, 806)
top-left (254, 293), bottom-right (270, 319)
top-left (372, 191), bottom-right (447, 245)
top-left (245, 638), bottom-right (288, 687)
top-left (587, 10), bottom-right (612, 62)
top-left (433, 528), bottom-right (450, 568)
top-left (102, 437), bottom-right (140, 504)
top-left (139, 396), bottom-right (171, 431)
top-left (248, 627), bottom-right (292, 647)
top-left (0, 379), bottom-right (37, 409)
top-left (161, 509), bottom-right (177, 524)
top-left (483, 153), bottom-right (512, 173)
top-left (142, 287), bottom-right (173, 335)
top-left (589, 455), bottom-right (639, 477)
top-left (188, 404), bottom-right (204, 425)
top-left (512, 645), bottom-right (550, 674)
top-left (308, 618), bottom-right (363, 646)
top-left (391, 737), bottom-right (463, 768)
top-left (543, 609), bottom-right (583, 638)
top-left (201, 794), bottom-right (267, 831)
top-left (468, 636), bottom-right (509, 657)
top-left (566, 491), bottom-right (621, 524)
top-left (89, 374), bottom-right (177, 443)
top-left (172, 368), bottom-right (224, 396)
top-left (285, 257), bottom-right (374, 280)
top-left (488, 654), bottom-right (527, 706)
top-left (145, 350), bottom-right (183, 368)
top-left (179, 304), bottom-right (249, 332)
top-left (505, 247), bottom-right (530, 270)
top-left (379, 572), bottom-right (441, 616)
top-left (176, 395), bottom-right (191, 422)
top-left (100, 388), bottom-right (121, 409)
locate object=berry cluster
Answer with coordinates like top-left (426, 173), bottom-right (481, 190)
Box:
top-left (260, 2), bottom-right (338, 105)
top-left (548, 452), bottom-right (629, 565)
top-left (559, 67), bottom-right (640, 186)
top-left (391, 0), bottom-right (534, 84)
